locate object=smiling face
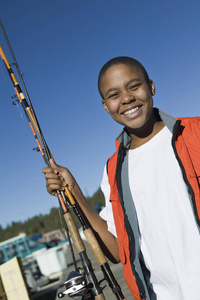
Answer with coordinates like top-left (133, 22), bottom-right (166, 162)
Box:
top-left (101, 64), bottom-right (156, 135)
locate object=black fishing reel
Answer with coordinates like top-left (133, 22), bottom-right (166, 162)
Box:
top-left (57, 270), bottom-right (95, 300)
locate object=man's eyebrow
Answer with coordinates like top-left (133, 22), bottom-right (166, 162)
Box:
top-left (105, 87), bottom-right (118, 96)
top-left (126, 78), bottom-right (140, 86)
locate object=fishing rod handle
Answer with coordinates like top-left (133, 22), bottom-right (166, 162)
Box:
top-left (63, 206), bottom-right (124, 300)
top-left (83, 228), bottom-right (107, 265)
top-left (101, 263), bottom-right (127, 300)
top-left (95, 295), bottom-right (106, 300)
top-left (64, 212), bottom-right (106, 300)
top-left (63, 211), bottom-right (86, 254)
top-left (84, 228), bottom-right (127, 300)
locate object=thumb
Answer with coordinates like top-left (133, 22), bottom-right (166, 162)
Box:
top-left (49, 159), bottom-right (70, 185)
top-left (49, 159), bottom-right (62, 173)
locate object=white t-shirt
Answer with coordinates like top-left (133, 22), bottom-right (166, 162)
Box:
top-left (100, 126), bottom-right (200, 300)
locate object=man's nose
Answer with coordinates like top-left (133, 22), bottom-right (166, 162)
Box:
top-left (121, 91), bottom-right (135, 104)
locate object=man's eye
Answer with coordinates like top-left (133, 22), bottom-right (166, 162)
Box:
top-left (109, 93), bottom-right (119, 98)
top-left (130, 84), bottom-right (140, 90)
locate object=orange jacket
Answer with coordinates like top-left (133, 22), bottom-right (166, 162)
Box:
top-left (107, 110), bottom-right (200, 300)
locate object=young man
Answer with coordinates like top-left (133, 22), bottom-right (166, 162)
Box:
top-left (43, 57), bottom-right (200, 300)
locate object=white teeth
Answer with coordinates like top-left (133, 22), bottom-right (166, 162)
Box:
top-left (124, 107), bottom-right (139, 115)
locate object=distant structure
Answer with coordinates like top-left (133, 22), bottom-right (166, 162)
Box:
top-left (0, 233), bottom-right (46, 264)
top-left (42, 229), bottom-right (65, 243)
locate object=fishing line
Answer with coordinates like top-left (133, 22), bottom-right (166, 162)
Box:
top-left (13, 99), bottom-right (37, 146)
top-left (14, 100), bottom-right (25, 123)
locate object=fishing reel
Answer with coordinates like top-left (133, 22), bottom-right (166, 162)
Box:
top-left (58, 270), bottom-right (96, 300)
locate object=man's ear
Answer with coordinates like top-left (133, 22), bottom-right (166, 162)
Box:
top-left (149, 80), bottom-right (156, 96)
top-left (102, 99), bottom-right (110, 114)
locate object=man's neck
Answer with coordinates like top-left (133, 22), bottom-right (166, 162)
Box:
top-left (128, 113), bottom-right (165, 150)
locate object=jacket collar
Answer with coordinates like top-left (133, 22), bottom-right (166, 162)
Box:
top-left (115, 108), bottom-right (180, 150)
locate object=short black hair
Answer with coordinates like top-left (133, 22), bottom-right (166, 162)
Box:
top-left (98, 56), bottom-right (150, 99)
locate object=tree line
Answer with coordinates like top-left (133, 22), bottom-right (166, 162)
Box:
top-left (0, 188), bottom-right (105, 242)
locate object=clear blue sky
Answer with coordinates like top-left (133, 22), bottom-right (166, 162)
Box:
top-left (0, 0), bottom-right (200, 229)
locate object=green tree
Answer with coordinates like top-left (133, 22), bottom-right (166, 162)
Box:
top-left (0, 186), bottom-right (105, 242)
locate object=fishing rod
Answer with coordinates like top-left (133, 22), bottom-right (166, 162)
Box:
top-left (0, 19), bottom-right (34, 115)
top-left (0, 19), bottom-right (52, 164)
top-left (0, 22), bottom-right (126, 300)
top-left (0, 44), bottom-right (104, 300)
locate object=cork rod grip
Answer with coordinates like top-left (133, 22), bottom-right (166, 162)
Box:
top-left (95, 294), bottom-right (106, 300)
top-left (63, 212), bottom-right (85, 254)
top-left (83, 228), bottom-right (107, 265)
